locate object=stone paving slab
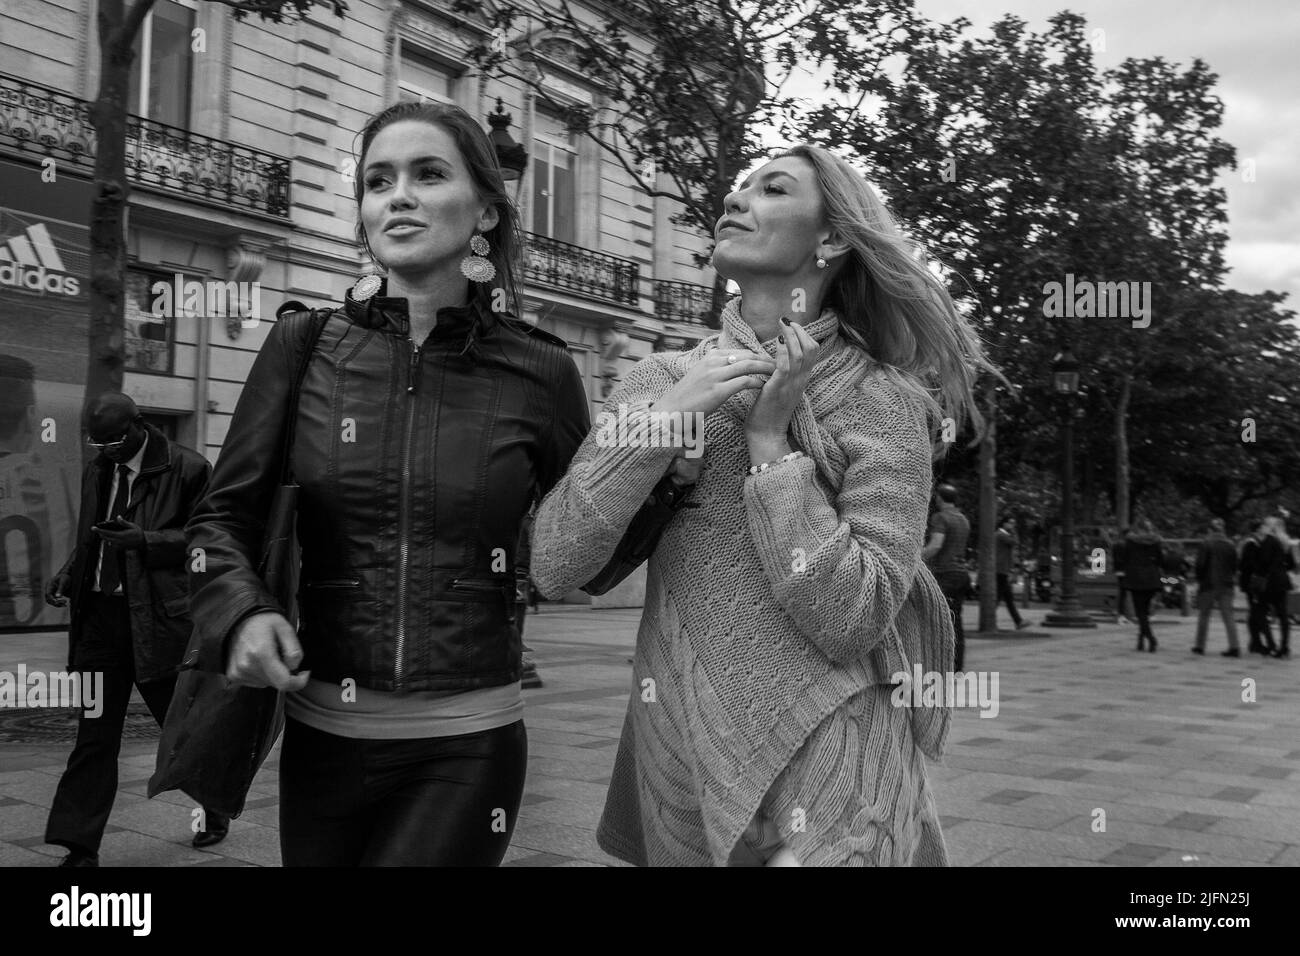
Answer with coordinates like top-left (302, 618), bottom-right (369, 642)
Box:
top-left (0, 599), bottom-right (1296, 866)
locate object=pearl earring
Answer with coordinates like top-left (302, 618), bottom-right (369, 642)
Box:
top-left (815, 255), bottom-right (827, 269)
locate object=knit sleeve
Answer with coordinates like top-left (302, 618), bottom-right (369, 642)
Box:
top-left (531, 353), bottom-right (682, 599)
top-left (741, 371), bottom-right (933, 665)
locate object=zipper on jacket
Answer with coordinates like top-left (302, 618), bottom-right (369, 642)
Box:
top-left (395, 337), bottom-right (420, 688)
top-left (306, 578), bottom-right (360, 589)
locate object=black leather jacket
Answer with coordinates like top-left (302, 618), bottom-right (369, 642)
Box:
top-left (186, 283), bottom-right (590, 692)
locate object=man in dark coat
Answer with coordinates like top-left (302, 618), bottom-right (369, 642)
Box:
top-left (1193, 518), bottom-right (1240, 656)
top-left (42, 392), bottom-right (224, 865)
top-left (1239, 520), bottom-right (1274, 655)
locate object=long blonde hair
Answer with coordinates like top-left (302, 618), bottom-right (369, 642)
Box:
top-left (774, 144), bottom-right (1000, 451)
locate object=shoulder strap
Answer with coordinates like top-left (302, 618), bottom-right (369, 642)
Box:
top-left (280, 308), bottom-right (331, 484)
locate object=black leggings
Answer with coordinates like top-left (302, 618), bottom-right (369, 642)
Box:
top-left (1130, 589), bottom-right (1158, 641)
top-left (279, 717), bottom-right (527, 866)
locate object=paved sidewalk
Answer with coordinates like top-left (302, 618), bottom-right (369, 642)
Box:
top-left (0, 599), bottom-right (1296, 867)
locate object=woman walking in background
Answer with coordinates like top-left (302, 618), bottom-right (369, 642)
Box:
top-left (186, 102), bottom-right (590, 865)
top-left (1117, 519), bottom-right (1165, 652)
top-left (532, 144), bottom-right (999, 866)
top-left (1254, 515), bottom-right (1295, 659)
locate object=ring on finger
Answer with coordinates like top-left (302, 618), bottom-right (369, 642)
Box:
top-left (726, 354), bottom-right (738, 364)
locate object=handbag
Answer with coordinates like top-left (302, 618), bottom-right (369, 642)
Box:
top-left (581, 473), bottom-right (698, 596)
top-left (148, 308), bottom-right (329, 818)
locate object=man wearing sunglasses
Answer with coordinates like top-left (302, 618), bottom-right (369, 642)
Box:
top-left (42, 392), bottom-right (223, 866)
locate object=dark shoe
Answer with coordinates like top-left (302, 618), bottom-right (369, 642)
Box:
top-left (1148, 637), bottom-right (1157, 652)
top-left (1015, 621), bottom-right (1031, 630)
top-left (192, 812), bottom-right (230, 849)
top-left (1273, 648), bottom-right (1292, 659)
top-left (58, 850), bottom-right (98, 867)
top-left (1191, 646), bottom-right (1205, 655)
top-left (1221, 648), bottom-right (1240, 657)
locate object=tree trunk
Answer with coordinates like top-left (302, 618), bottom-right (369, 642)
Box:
top-left (977, 381), bottom-right (998, 633)
top-left (1115, 372), bottom-right (1132, 527)
top-left (85, 0), bottom-right (149, 443)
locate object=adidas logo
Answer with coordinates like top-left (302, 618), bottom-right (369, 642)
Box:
top-left (0, 222), bottom-right (82, 296)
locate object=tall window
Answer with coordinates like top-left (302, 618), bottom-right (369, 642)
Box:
top-left (124, 270), bottom-right (175, 375)
top-left (127, 0), bottom-right (196, 130)
top-left (531, 107), bottom-right (577, 244)
top-left (399, 47), bottom-right (458, 105)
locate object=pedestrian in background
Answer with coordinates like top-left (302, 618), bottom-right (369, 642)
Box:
top-left (924, 483), bottom-right (972, 669)
top-left (994, 515), bottom-right (1029, 630)
top-left (1239, 520), bottom-right (1275, 655)
top-left (1253, 515), bottom-right (1295, 659)
top-left (42, 392), bottom-right (222, 866)
top-left (1117, 518), bottom-right (1164, 652)
top-left (1192, 517), bottom-right (1239, 657)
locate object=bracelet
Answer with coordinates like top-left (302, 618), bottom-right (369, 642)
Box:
top-left (747, 451), bottom-right (805, 475)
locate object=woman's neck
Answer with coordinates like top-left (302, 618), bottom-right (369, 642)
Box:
top-left (736, 280), bottom-right (824, 343)
top-left (386, 265), bottom-right (472, 344)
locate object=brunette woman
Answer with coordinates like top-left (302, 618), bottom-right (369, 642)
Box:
top-left (186, 102), bottom-right (590, 865)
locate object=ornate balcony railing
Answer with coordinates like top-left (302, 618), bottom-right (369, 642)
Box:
top-left (654, 279), bottom-right (716, 325)
top-left (521, 231), bottom-right (639, 307)
top-left (0, 73), bottom-right (290, 219)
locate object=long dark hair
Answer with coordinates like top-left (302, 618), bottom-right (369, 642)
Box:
top-left (353, 101), bottom-right (524, 319)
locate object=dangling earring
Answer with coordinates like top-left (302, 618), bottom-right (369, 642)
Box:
top-left (815, 254), bottom-right (828, 270)
top-left (461, 233), bottom-right (496, 282)
top-left (352, 272), bottom-right (383, 301)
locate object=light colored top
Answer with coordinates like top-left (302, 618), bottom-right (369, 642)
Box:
top-left (285, 677), bottom-right (523, 739)
top-left (532, 296), bottom-right (954, 867)
top-left (94, 432), bottom-right (148, 594)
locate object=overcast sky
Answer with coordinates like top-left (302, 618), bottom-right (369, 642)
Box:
top-left (771, 0), bottom-right (1299, 312)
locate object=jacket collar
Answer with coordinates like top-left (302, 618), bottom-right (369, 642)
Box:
top-left (342, 277), bottom-right (497, 343)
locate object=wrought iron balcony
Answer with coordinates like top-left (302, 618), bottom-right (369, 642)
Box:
top-left (522, 231), bottom-right (639, 307)
top-left (654, 279), bottom-right (716, 325)
top-left (0, 73), bottom-right (290, 219)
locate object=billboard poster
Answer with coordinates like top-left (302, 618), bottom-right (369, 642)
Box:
top-left (0, 156), bottom-right (92, 630)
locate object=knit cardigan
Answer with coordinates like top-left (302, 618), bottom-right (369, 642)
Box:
top-left (531, 298), bottom-right (955, 866)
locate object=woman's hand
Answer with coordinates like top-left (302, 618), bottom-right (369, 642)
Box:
top-left (746, 319), bottom-right (817, 442)
top-left (653, 349), bottom-right (775, 419)
top-left (227, 611), bottom-right (309, 691)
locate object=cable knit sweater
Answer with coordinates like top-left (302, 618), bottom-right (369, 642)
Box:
top-left (532, 298), bottom-right (954, 866)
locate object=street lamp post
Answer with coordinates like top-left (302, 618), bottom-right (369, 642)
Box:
top-left (1043, 347), bottom-right (1096, 629)
top-left (487, 97), bottom-right (528, 200)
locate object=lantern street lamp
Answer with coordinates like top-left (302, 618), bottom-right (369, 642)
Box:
top-left (1043, 346), bottom-right (1096, 629)
top-left (487, 97), bottom-right (528, 198)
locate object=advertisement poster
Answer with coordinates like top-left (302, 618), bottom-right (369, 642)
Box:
top-left (0, 157), bottom-right (91, 630)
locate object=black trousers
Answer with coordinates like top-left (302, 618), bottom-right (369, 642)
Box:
top-left (1260, 593), bottom-right (1291, 653)
top-left (1246, 593), bottom-right (1275, 652)
top-left (278, 716), bottom-right (528, 866)
top-left (1129, 588), bottom-right (1158, 643)
top-left (995, 572), bottom-right (1023, 626)
top-left (935, 570), bottom-right (969, 672)
top-left (45, 593), bottom-right (180, 855)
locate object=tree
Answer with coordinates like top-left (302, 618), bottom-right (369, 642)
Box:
top-left (452, 0), bottom-right (910, 326)
top-left (85, 0), bottom-right (346, 414)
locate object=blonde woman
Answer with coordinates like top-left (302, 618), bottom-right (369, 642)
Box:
top-left (533, 145), bottom-right (998, 866)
